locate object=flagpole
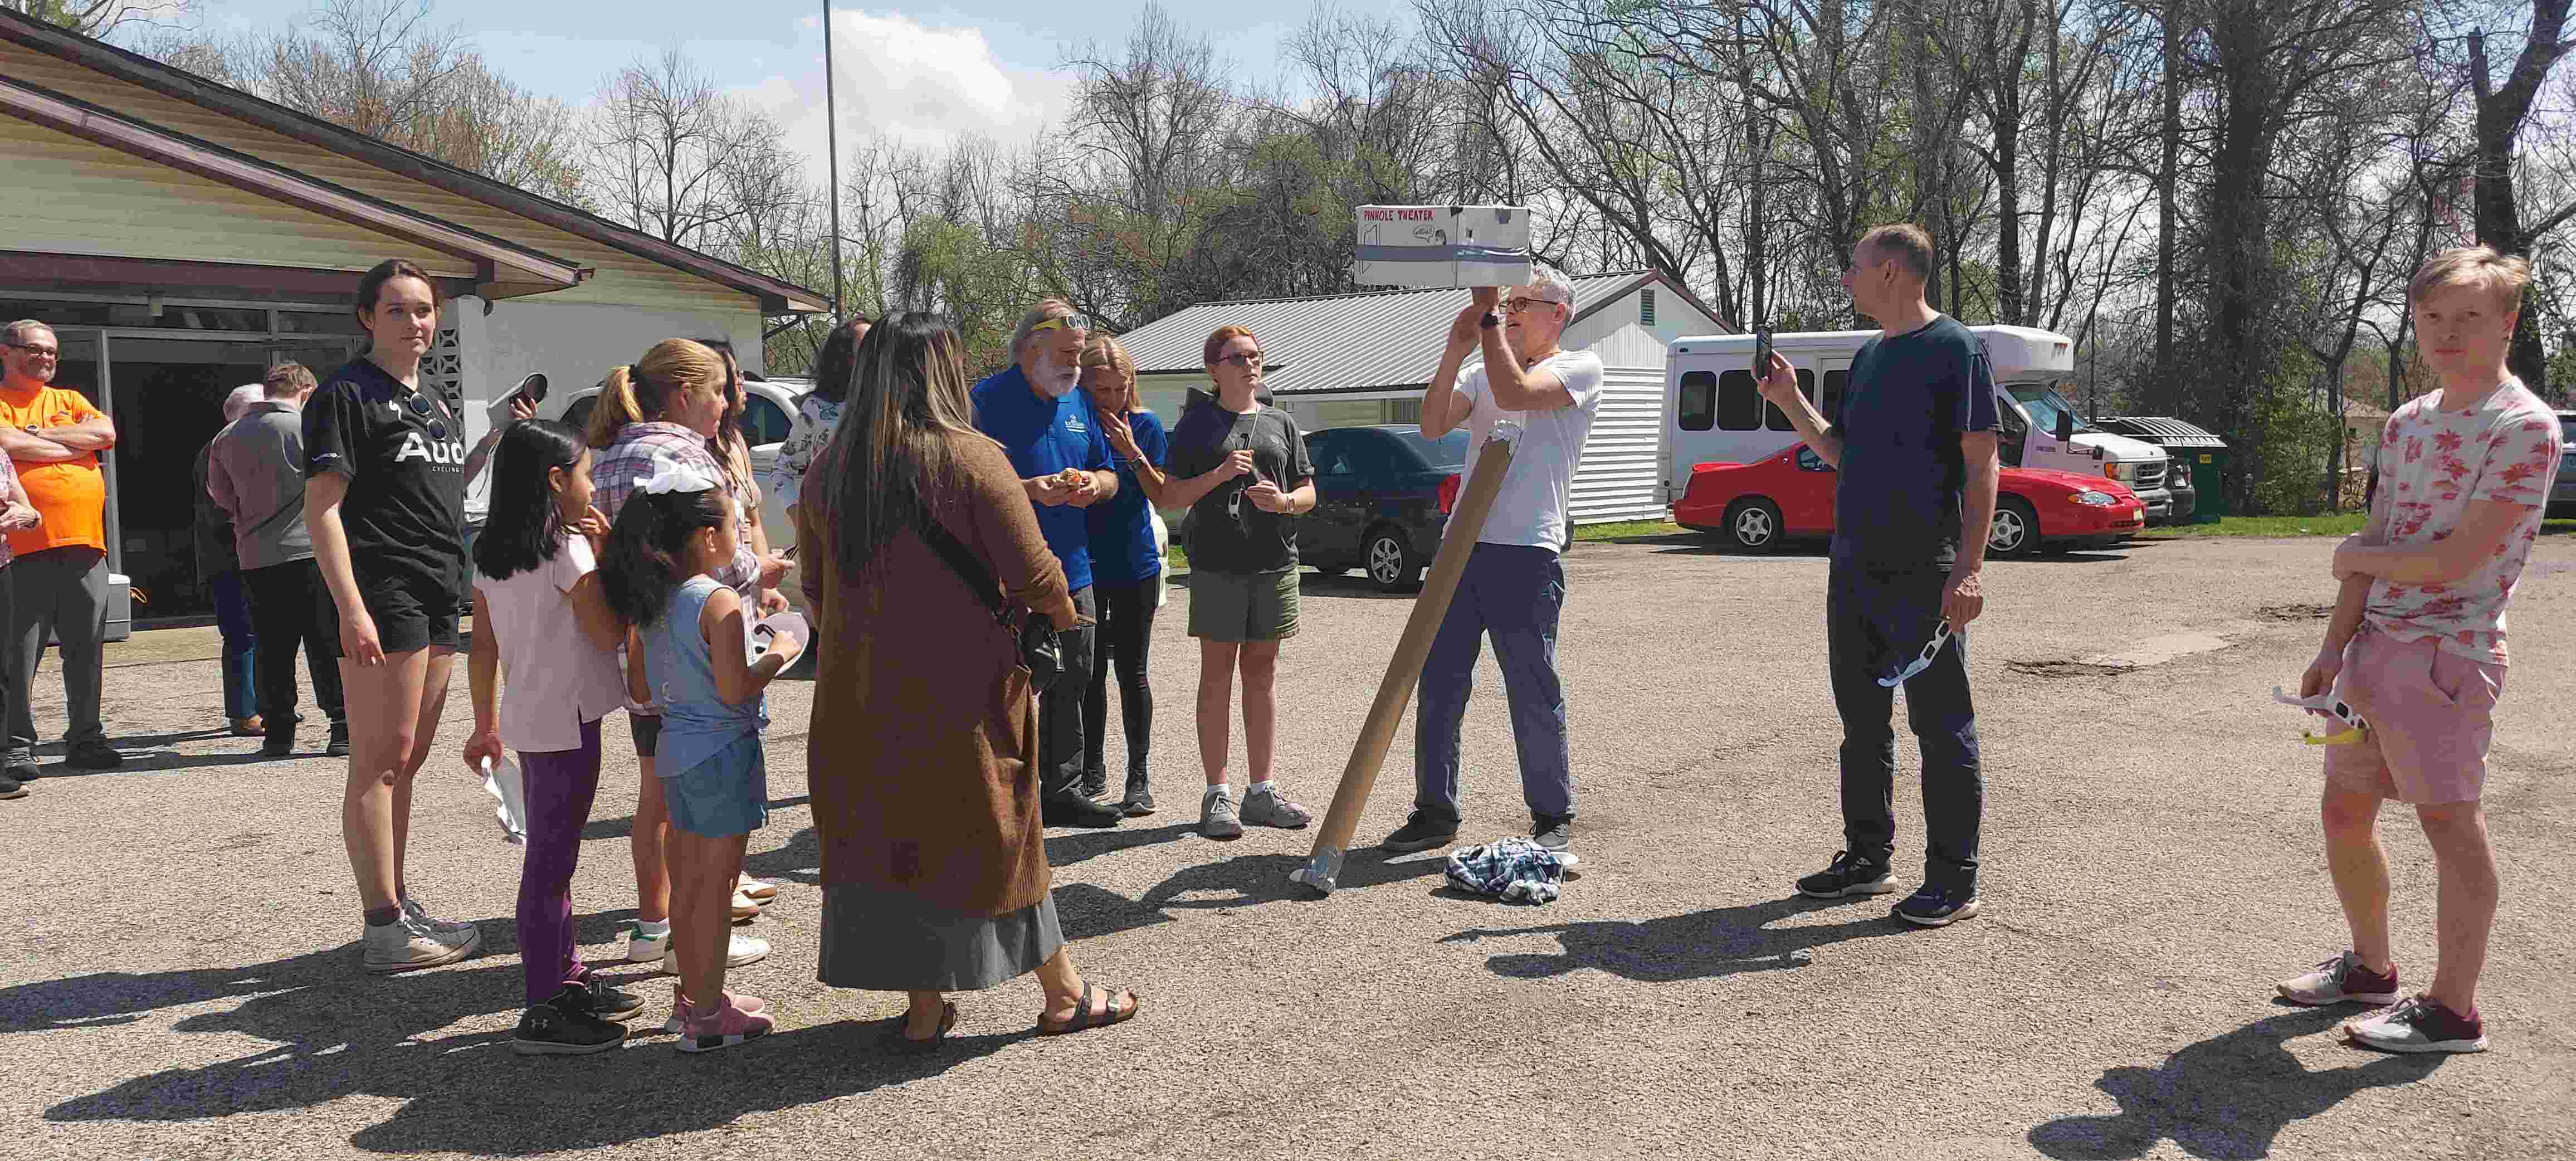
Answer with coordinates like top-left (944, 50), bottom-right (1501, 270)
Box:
top-left (823, 0), bottom-right (845, 324)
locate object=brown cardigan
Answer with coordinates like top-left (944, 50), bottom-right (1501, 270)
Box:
top-left (794, 431), bottom-right (1079, 916)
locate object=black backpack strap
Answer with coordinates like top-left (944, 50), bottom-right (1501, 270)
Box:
top-left (910, 504), bottom-right (1013, 629)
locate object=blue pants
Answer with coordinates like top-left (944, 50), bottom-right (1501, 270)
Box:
top-left (1826, 562), bottom-right (1983, 892)
top-left (211, 570), bottom-right (258, 721)
top-left (1413, 543), bottom-right (1574, 823)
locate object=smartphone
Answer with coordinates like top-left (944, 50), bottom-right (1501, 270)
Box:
top-left (1753, 328), bottom-right (1773, 379)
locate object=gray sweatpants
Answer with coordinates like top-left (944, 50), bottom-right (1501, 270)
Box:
top-left (3, 546), bottom-right (110, 758)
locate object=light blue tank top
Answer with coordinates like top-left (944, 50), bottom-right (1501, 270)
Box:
top-left (642, 574), bottom-right (766, 779)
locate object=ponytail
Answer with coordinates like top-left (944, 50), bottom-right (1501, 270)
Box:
top-left (587, 366), bottom-right (648, 449)
top-left (597, 486), bottom-right (728, 627)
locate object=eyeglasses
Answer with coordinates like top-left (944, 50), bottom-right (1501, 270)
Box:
top-left (2, 342), bottom-right (58, 358)
top-left (1501, 297), bottom-right (1563, 315)
top-left (403, 392), bottom-right (450, 441)
top-left (1214, 351), bottom-right (1263, 367)
top-left (1030, 314), bottom-right (1091, 337)
top-left (1878, 621), bottom-right (1953, 687)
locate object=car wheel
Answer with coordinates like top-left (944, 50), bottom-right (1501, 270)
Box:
top-left (1364, 528), bottom-right (1420, 592)
top-left (1725, 499), bottom-right (1783, 554)
top-left (1989, 497), bottom-right (2040, 557)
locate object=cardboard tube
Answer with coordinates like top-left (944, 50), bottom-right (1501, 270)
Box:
top-left (1290, 431), bottom-right (1518, 895)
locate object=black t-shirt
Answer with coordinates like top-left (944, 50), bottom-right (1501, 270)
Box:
top-left (1828, 316), bottom-right (2001, 568)
top-left (305, 357), bottom-right (469, 597)
top-left (1168, 398), bottom-right (1313, 574)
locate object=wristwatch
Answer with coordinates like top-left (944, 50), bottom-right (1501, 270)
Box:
top-left (1479, 311), bottom-right (1501, 329)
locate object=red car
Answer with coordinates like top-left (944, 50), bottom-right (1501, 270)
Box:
top-left (1674, 445), bottom-right (2147, 556)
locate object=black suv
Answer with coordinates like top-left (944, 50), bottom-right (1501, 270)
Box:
top-left (2552, 411), bottom-right (2575, 519)
top-left (1300, 425), bottom-right (1470, 591)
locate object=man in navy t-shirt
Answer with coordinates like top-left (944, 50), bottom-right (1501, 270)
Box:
top-left (1755, 224), bottom-right (2001, 927)
top-left (972, 299), bottom-right (1124, 828)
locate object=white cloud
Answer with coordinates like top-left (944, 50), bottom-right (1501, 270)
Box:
top-left (733, 9), bottom-right (1075, 188)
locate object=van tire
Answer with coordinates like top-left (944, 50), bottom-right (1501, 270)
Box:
top-left (1725, 499), bottom-right (1783, 554)
top-left (1364, 526), bottom-right (1422, 592)
top-left (1989, 497), bottom-right (2040, 557)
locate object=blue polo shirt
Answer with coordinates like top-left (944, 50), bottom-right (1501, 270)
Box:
top-left (972, 364), bottom-right (1113, 592)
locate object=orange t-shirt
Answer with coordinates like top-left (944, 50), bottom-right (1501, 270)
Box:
top-left (0, 384), bottom-right (109, 556)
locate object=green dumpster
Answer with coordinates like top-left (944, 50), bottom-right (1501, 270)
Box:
top-left (2092, 417), bottom-right (2230, 524)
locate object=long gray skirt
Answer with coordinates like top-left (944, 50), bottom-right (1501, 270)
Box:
top-left (817, 884), bottom-right (1064, 992)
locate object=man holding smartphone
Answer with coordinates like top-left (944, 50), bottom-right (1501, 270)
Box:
top-left (1755, 224), bottom-right (2000, 926)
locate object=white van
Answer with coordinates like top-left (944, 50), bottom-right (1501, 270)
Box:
top-left (1658, 325), bottom-right (2174, 521)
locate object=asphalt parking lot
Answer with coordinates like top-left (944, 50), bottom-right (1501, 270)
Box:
top-left (2, 532), bottom-right (2571, 1161)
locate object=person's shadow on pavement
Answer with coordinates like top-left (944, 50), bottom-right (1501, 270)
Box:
top-left (2025, 1006), bottom-right (2446, 1160)
top-left (1437, 895), bottom-right (1905, 982)
top-left (26, 935), bottom-right (1023, 1154)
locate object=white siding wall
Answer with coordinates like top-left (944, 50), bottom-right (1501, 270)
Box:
top-left (1570, 367), bottom-right (1670, 524)
top-left (453, 296), bottom-right (763, 445)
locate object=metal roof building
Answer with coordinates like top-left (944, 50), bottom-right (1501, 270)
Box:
top-left (1118, 270), bottom-right (1729, 525)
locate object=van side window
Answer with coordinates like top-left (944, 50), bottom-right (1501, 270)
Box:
top-left (1767, 370), bottom-right (1816, 431)
top-left (1678, 370), bottom-right (1716, 431)
top-left (1821, 370), bottom-right (1846, 425)
top-left (1717, 370), bottom-right (1763, 431)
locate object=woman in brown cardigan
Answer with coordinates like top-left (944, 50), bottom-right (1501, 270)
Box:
top-left (796, 313), bottom-right (1141, 1047)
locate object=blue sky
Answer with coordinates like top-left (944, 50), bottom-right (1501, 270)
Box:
top-left (194, 2), bottom-right (1332, 159)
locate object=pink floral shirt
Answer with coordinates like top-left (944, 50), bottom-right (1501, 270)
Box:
top-left (2363, 377), bottom-right (2563, 664)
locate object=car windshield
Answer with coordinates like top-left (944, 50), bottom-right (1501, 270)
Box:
top-left (1396, 428), bottom-right (1471, 469)
top-left (2009, 382), bottom-right (2096, 435)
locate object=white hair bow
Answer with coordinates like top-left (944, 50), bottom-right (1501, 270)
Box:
top-left (638, 453), bottom-right (720, 496)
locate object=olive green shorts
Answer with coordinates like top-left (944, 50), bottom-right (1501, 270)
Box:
top-left (1187, 568), bottom-right (1301, 643)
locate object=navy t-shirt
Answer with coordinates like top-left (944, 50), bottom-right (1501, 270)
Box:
top-left (1828, 316), bottom-right (1999, 568)
top-left (1086, 408), bottom-right (1168, 585)
top-left (304, 357), bottom-right (468, 598)
top-left (971, 364), bottom-right (1114, 592)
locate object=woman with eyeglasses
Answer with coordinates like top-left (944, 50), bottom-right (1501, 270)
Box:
top-left (1160, 325), bottom-right (1318, 840)
top-left (303, 258), bottom-right (484, 973)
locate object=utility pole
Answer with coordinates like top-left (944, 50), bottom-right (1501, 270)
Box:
top-left (823, 1), bottom-right (845, 323)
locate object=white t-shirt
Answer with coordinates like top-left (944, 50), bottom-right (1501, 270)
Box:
top-left (1451, 348), bottom-right (1605, 551)
top-left (473, 533), bottom-right (627, 753)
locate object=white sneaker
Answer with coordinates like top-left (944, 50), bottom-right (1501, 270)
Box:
top-left (632, 929), bottom-right (769, 973)
top-left (625, 921), bottom-right (672, 964)
top-left (362, 914), bottom-right (482, 973)
top-left (400, 894), bottom-right (477, 934)
top-left (730, 887), bottom-right (764, 921)
top-left (736, 874), bottom-right (778, 903)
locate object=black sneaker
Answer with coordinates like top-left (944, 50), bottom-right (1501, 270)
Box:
top-left (1796, 851), bottom-right (1896, 899)
top-left (1080, 768), bottom-right (1109, 799)
top-left (327, 725), bottom-right (351, 759)
top-left (66, 740), bottom-right (121, 769)
top-left (554, 979), bottom-right (646, 1023)
top-left (1531, 813), bottom-right (1573, 853)
top-left (7, 758), bottom-right (40, 783)
top-left (1380, 809), bottom-right (1460, 853)
top-left (1042, 793), bottom-right (1123, 829)
top-left (0, 767), bottom-right (23, 801)
top-left (511, 1002), bottom-right (627, 1056)
top-left (1120, 773), bottom-right (1157, 817)
top-left (1893, 884), bottom-right (1982, 927)
top-left (262, 736), bottom-right (296, 758)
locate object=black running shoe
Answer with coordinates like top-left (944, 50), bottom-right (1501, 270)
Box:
top-left (327, 725), bottom-right (351, 759)
top-left (1796, 850), bottom-right (1896, 899)
top-left (0, 768), bottom-right (23, 801)
top-left (1380, 809), bottom-right (1460, 853)
top-left (1892, 884), bottom-right (1982, 926)
top-left (556, 979), bottom-right (646, 1022)
top-left (511, 1002), bottom-right (627, 1056)
top-left (1531, 813), bottom-right (1573, 853)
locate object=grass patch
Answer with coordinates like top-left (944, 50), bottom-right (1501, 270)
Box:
top-left (2136, 514), bottom-right (2369, 539)
top-left (1574, 520), bottom-right (1689, 542)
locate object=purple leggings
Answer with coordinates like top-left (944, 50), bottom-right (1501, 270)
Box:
top-left (517, 717), bottom-right (604, 1006)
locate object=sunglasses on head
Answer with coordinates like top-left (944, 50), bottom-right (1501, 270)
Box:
top-left (1030, 314), bottom-right (1091, 337)
top-left (1879, 620), bottom-right (1953, 687)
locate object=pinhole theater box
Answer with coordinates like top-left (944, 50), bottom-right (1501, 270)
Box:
top-left (1353, 206), bottom-right (1533, 287)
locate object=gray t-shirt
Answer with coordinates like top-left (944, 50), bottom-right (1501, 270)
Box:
top-left (1169, 399), bottom-right (1313, 574)
top-left (1452, 348), bottom-right (1604, 552)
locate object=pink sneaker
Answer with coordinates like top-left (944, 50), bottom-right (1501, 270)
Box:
top-left (675, 991), bottom-right (774, 1053)
top-left (662, 984), bottom-right (769, 1034)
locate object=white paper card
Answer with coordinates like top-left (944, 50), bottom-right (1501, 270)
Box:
top-left (479, 756), bottom-right (529, 846)
top-left (1354, 206), bottom-right (1533, 287)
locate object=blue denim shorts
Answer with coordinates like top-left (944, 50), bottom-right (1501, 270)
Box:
top-left (666, 734), bottom-right (769, 838)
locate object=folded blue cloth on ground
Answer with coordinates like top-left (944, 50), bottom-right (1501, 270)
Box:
top-left (1445, 837), bottom-right (1572, 905)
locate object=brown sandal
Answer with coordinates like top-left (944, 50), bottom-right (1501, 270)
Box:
top-left (1037, 984), bottom-right (1139, 1035)
top-left (890, 1001), bottom-right (958, 1052)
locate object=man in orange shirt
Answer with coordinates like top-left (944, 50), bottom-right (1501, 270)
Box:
top-left (0, 320), bottom-right (123, 778)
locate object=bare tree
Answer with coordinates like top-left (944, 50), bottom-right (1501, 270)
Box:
top-left (2463, 0), bottom-right (2576, 393)
top-left (17, 0), bottom-right (192, 39)
top-left (590, 48), bottom-right (768, 248)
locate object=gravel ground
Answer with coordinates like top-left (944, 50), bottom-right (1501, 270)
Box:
top-left (3, 534), bottom-right (2571, 1161)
